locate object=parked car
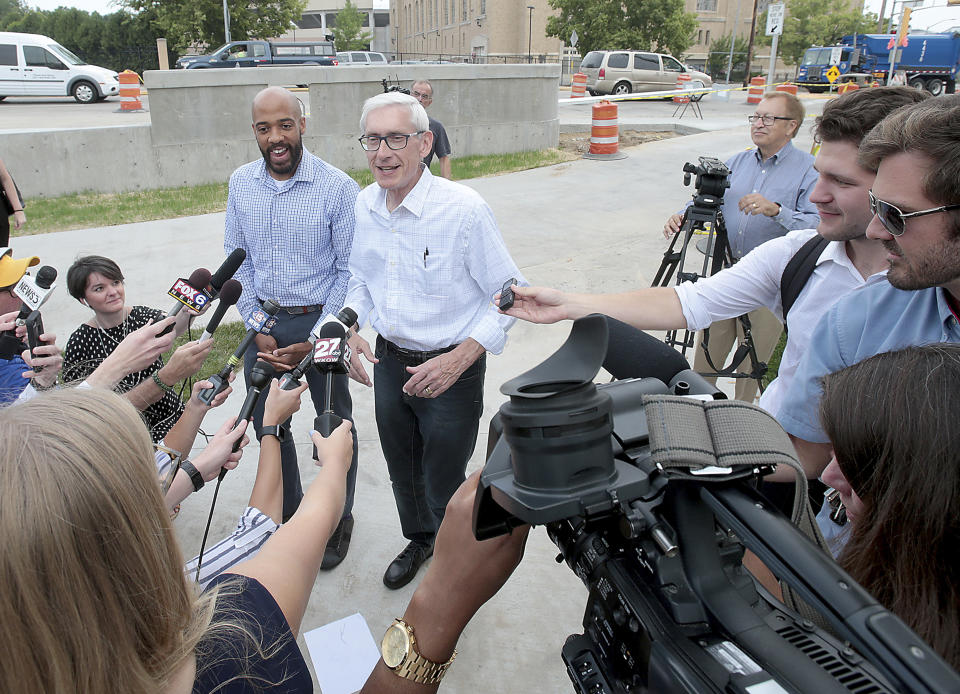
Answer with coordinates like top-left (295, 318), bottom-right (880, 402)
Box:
top-left (579, 50), bottom-right (712, 96)
top-left (336, 51), bottom-right (389, 65)
top-left (176, 40), bottom-right (338, 69)
top-left (0, 31), bottom-right (119, 103)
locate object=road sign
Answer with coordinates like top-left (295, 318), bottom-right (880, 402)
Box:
top-left (570, 29), bottom-right (578, 47)
top-left (825, 65), bottom-right (841, 83)
top-left (766, 3), bottom-right (785, 35)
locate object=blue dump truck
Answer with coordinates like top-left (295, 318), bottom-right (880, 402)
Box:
top-left (176, 40), bottom-right (339, 69)
top-left (797, 32), bottom-right (960, 95)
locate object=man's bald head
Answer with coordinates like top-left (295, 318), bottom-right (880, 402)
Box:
top-left (252, 86), bottom-right (302, 122)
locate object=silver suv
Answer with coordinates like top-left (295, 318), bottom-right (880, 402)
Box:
top-left (336, 51), bottom-right (389, 65)
top-left (580, 50), bottom-right (712, 96)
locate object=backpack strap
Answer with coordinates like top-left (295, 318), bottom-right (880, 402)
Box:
top-left (780, 235), bottom-right (829, 328)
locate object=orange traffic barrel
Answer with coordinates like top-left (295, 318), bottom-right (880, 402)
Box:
top-left (673, 73), bottom-right (692, 103)
top-left (838, 82), bottom-right (859, 95)
top-left (119, 70), bottom-right (143, 111)
top-left (581, 100), bottom-right (629, 161)
top-left (571, 72), bottom-right (587, 98)
top-left (775, 83), bottom-right (798, 95)
top-left (747, 76), bottom-right (765, 104)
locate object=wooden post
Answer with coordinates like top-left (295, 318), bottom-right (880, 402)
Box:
top-left (157, 38), bottom-right (169, 70)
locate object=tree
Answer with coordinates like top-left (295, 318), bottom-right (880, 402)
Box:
top-left (707, 34), bottom-right (750, 81)
top-left (119, 0), bottom-right (308, 53)
top-left (755, 0), bottom-right (878, 66)
top-left (546, 0), bottom-right (698, 58)
top-left (331, 0), bottom-right (372, 52)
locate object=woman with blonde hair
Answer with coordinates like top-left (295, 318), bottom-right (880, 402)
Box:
top-left (0, 386), bottom-right (352, 692)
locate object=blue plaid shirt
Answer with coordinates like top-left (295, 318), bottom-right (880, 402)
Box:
top-left (224, 150), bottom-right (360, 320)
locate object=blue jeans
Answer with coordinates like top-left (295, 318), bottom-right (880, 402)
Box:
top-left (374, 336), bottom-right (485, 545)
top-left (244, 310), bottom-right (358, 521)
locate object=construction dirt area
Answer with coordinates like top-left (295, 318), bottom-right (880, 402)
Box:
top-left (557, 129), bottom-right (679, 155)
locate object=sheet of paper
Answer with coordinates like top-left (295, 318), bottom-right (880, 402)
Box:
top-left (304, 612), bottom-right (381, 694)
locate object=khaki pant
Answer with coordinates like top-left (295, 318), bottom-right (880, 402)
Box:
top-left (692, 307), bottom-right (783, 403)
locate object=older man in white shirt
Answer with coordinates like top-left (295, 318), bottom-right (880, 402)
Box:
top-left (345, 92), bottom-right (524, 590)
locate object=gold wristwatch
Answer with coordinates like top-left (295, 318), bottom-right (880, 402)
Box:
top-left (380, 618), bottom-right (456, 685)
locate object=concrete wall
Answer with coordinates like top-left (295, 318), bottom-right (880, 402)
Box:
top-left (3, 64), bottom-right (559, 198)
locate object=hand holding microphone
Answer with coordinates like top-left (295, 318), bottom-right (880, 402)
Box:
top-left (279, 307), bottom-right (358, 391)
top-left (12, 265), bottom-right (57, 369)
top-left (159, 267), bottom-right (212, 336)
top-left (197, 299), bottom-right (280, 406)
top-left (311, 309), bottom-right (357, 438)
top-left (231, 360), bottom-right (274, 455)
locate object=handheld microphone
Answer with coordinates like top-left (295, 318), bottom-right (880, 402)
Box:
top-left (208, 249), bottom-right (246, 301)
top-left (229, 360), bottom-right (273, 458)
top-left (279, 306), bottom-right (358, 390)
top-left (161, 267), bottom-right (212, 334)
top-left (312, 318), bottom-right (354, 438)
top-left (24, 310), bottom-right (46, 369)
top-left (197, 299), bottom-right (280, 406)
top-left (198, 279), bottom-right (242, 343)
top-left (14, 265), bottom-right (57, 325)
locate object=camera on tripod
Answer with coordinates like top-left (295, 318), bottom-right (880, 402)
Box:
top-left (682, 156), bottom-right (731, 200)
top-left (472, 315), bottom-right (958, 694)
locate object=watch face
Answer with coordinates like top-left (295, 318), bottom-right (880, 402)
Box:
top-left (381, 623), bottom-right (410, 668)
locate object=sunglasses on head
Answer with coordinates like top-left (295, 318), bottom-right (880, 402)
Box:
top-left (868, 190), bottom-right (960, 237)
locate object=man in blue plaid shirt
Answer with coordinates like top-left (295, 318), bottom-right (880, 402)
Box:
top-left (224, 87), bottom-right (360, 569)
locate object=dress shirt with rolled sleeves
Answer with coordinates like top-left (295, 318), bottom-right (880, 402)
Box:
top-left (224, 150), bottom-right (359, 319)
top-left (679, 142), bottom-right (819, 258)
top-left (674, 228), bottom-right (886, 419)
top-left (343, 166), bottom-right (524, 353)
top-left (778, 282), bottom-right (960, 444)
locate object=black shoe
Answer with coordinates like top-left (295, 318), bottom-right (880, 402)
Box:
top-left (320, 516), bottom-right (354, 571)
top-left (383, 541), bottom-right (434, 590)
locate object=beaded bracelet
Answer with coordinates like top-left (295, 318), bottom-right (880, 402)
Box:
top-left (153, 370), bottom-right (174, 394)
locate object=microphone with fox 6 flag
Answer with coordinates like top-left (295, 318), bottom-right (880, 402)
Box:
top-left (159, 268), bottom-right (213, 336)
top-left (197, 299), bottom-right (280, 406)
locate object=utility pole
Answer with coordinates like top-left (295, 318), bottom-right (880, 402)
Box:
top-left (742, 0), bottom-right (759, 87)
top-left (726, 0), bottom-right (744, 82)
top-left (527, 5), bottom-right (535, 64)
top-left (222, 0), bottom-right (231, 44)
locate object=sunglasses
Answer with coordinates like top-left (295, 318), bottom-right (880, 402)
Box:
top-left (869, 190), bottom-right (960, 236)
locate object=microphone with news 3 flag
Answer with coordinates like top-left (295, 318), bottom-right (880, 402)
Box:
top-left (12, 265), bottom-right (58, 368)
top-left (197, 299), bottom-right (280, 406)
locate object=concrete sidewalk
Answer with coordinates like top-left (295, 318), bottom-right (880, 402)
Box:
top-left (13, 119), bottom-right (819, 693)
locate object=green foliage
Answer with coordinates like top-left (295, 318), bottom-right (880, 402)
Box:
top-left (707, 33), bottom-right (750, 81)
top-left (0, 6), bottom-right (173, 73)
top-left (331, 0), bottom-right (372, 52)
top-left (547, 0), bottom-right (698, 58)
top-left (119, 0), bottom-right (308, 53)
top-left (755, 0), bottom-right (877, 66)
top-left (166, 321), bottom-right (249, 388)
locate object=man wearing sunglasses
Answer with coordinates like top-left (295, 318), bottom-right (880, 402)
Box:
top-left (778, 95), bottom-right (960, 481)
top-left (663, 92), bottom-right (820, 404)
top-left (342, 92), bottom-right (524, 594)
top-left (411, 80), bottom-right (452, 179)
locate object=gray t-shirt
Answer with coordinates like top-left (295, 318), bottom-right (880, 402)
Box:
top-left (424, 116), bottom-right (451, 167)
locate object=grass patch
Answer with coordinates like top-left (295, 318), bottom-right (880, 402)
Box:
top-left (165, 320), bottom-right (249, 400)
top-left (762, 331), bottom-right (786, 388)
top-left (14, 149), bottom-right (576, 236)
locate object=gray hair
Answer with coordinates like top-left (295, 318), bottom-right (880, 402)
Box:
top-left (360, 92), bottom-right (429, 133)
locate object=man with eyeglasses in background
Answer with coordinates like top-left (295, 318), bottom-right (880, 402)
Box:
top-left (343, 91), bottom-right (524, 592)
top-left (411, 79), bottom-right (452, 179)
top-left (662, 91), bottom-right (819, 403)
top-left (778, 95), bottom-right (960, 483)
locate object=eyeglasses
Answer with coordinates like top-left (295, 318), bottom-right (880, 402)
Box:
top-left (869, 190), bottom-right (960, 237)
top-left (358, 132), bottom-right (425, 151)
top-left (411, 90), bottom-right (432, 102)
top-left (747, 114), bottom-right (793, 126)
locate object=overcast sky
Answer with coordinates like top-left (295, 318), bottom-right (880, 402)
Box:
top-left (21, 0), bottom-right (958, 31)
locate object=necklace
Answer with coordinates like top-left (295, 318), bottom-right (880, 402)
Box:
top-left (94, 307), bottom-right (131, 351)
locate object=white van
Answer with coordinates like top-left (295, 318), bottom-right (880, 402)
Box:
top-left (0, 32), bottom-right (120, 103)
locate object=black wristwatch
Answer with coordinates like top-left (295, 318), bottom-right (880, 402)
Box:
top-left (260, 424), bottom-right (287, 443)
top-left (179, 459), bottom-right (205, 492)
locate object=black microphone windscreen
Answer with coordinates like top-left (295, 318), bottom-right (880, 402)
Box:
top-left (337, 307), bottom-right (358, 328)
top-left (318, 321), bottom-right (346, 339)
top-left (211, 249), bottom-right (246, 291)
top-left (602, 317), bottom-right (690, 383)
top-left (217, 279), bottom-right (242, 306)
top-left (35, 266), bottom-right (57, 287)
top-left (188, 267), bottom-right (212, 289)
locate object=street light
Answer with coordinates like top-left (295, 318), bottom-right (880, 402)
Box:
top-left (527, 5), bottom-right (535, 64)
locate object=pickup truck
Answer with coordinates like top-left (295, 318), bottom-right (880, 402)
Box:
top-left (175, 40), bottom-right (339, 69)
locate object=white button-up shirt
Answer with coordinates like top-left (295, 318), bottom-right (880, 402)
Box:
top-left (674, 228), bottom-right (885, 418)
top-left (344, 167), bottom-right (524, 354)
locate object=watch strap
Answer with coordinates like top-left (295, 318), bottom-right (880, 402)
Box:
top-left (179, 459), bottom-right (204, 492)
top-left (260, 424), bottom-right (286, 442)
